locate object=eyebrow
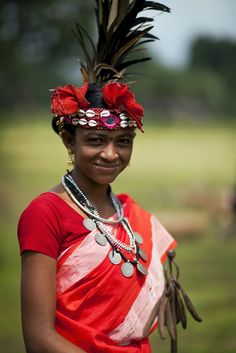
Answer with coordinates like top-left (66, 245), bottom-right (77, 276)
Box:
top-left (83, 132), bottom-right (108, 138)
top-left (114, 132), bottom-right (136, 138)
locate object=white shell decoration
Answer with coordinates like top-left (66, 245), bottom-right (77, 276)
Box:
top-left (78, 109), bottom-right (86, 117)
top-left (72, 118), bottom-right (80, 125)
top-left (119, 112), bottom-right (128, 119)
top-left (128, 120), bottom-right (134, 127)
top-left (85, 109), bottom-right (96, 118)
top-left (100, 110), bottom-right (110, 117)
top-left (120, 121), bottom-right (128, 128)
top-left (78, 118), bottom-right (88, 126)
top-left (88, 119), bottom-right (98, 127)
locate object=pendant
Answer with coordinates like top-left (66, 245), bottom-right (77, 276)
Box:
top-left (95, 233), bottom-right (107, 246)
top-left (83, 218), bottom-right (96, 231)
top-left (121, 262), bottom-right (134, 277)
top-left (109, 250), bottom-right (122, 265)
top-left (134, 232), bottom-right (143, 245)
top-left (138, 247), bottom-right (148, 262)
top-left (137, 262), bottom-right (148, 276)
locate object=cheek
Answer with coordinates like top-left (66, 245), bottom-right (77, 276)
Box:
top-left (121, 147), bottom-right (133, 165)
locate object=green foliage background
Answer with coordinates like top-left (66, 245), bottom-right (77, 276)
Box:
top-left (0, 115), bottom-right (235, 353)
top-left (1, 1), bottom-right (236, 352)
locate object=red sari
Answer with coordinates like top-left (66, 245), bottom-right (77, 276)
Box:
top-left (55, 194), bottom-right (176, 353)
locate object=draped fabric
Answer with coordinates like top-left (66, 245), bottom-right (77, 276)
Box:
top-left (55, 194), bottom-right (176, 353)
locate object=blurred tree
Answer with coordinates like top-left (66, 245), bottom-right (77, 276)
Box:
top-left (133, 60), bottom-right (228, 120)
top-left (190, 37), bottom-right (236, 114)
top-left (0, 0), bottom-right (94, 113)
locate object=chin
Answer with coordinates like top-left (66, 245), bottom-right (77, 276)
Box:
top-left (91, 170), bottom-right (121, 185)
top-left (94, 175), bottom-right (118, 185)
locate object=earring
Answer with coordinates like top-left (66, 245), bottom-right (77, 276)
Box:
top-left (67, 149), bottom-right (74, 171)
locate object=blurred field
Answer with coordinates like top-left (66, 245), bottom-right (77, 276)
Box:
top-left (0, 116), bottom-right (236, 353)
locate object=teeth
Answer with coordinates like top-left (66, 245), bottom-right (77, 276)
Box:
top-left (72, 118), bottom-right (79, 125)
top-left (85, 109), bottom-right (96, 118)
top-left (88, 119), bottom-right (98, 127)
top-left (100, 110), bottom-right (110, 117)
top-left (78, 118), bottom-right (88, 126)
top-left (120, 121), bottom-right (128, 128)
top-left (78, 109), bottom-right (85, 117)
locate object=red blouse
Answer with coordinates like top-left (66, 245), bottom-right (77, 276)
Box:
top-left (17, 192), bottom-right (91, 258)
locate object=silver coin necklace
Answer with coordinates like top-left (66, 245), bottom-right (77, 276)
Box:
top-left (62, 173), bottom-right (148, 277)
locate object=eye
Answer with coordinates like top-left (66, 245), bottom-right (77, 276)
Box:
top-left (118, 138), bottom-right (133, 146)
top-left (87, 137), bottom-right (103, 145)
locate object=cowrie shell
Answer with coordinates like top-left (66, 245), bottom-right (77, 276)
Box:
top-left (88, 119), bottom-right (97, 127)
top-left (128, 120), bottom-right (134, 127)
top-left (120, 121), bottom-right (128, 128)
top-left (85, 109), bottom-right (96, 118)
top-left (78, 109), bottom-right (85, 117)
top-left (78, 118), bottom-right (87, 126)
top-left (100, 110), bottom-right (110, 117)
top-left (72, 118), bottom-right (80, 125)
top-left (120, 112), bottom-right (128, 118)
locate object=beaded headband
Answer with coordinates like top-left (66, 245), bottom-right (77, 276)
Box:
top-left (51, 81), bottom-right (144, 132)
top-left (56, 108), bottom-right (138, 131)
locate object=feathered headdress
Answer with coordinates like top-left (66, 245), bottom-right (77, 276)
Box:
top-left (75, 0), bottom-right (170, 83)
top-left (51, 1), bottom-right (170, 132)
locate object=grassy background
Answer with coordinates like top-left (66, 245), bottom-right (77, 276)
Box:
top-left (0, 116), bottom-right (236, 353)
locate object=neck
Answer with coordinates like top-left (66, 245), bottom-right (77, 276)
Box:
top-left (70, 169), bottom-right (112, 212)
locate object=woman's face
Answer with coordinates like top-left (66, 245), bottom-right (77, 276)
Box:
top-left (70, 128), bottom-right (136, 186)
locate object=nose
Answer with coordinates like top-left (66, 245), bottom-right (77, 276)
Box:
top-left (100, 142), bottom-right (118, 161)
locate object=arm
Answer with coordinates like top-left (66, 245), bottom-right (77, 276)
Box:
top-left (21, 251), bottom-right (86, 353)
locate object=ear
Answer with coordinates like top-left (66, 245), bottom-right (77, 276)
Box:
top-left (60, 130), bottom-right (76, 153)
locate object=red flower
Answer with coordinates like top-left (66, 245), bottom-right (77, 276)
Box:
top-left (50, 83), bottom-right (90, 116)
top-left (102, 82), bottom-right (144, 131)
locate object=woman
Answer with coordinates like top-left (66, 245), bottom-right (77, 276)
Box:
top-left (17, 2), bottom-right (176, 352)
top-left (18, 81), bottom-right (176, 353)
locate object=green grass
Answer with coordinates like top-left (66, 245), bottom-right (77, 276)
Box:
top-left (0, 117), bottom-right (236, 353)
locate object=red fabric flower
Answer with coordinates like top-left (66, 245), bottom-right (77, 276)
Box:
top-left (50, 83), bottom-right (90, 116)
top-left (102, 82), bottom-right (144, 131)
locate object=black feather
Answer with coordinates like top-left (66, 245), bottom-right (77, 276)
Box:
top-left (74, 0), bottom-right (170, 82)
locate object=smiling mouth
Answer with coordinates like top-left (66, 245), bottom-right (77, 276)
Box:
top-left (94, 163), bottom-right (120, 169)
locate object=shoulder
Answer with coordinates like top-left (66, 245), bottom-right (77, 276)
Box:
top-left (17, 192), bottom-right (65, 239)
top-left (17, 192), bottom-right (64, 259)
top-left (25, 191), bottom-right (62, 208)
top-left (19, 192), bottom-right (63, 219)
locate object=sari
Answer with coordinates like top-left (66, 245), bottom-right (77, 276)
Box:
top-left (55, 194), bottom-right (176, 353)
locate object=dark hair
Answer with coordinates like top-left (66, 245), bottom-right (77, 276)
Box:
top-left (85, 83), bottom-right (106, 108)
top-left (52, 83), bottom-right (107, 135)
top-left (51, 116), bottom-right (76, 135)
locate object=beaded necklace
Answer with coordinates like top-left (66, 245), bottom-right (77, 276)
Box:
top-left (62, 173), bottom-right (148, 277)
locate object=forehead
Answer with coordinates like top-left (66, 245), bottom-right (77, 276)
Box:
top-left (75, 128), bottom-right (136, 139)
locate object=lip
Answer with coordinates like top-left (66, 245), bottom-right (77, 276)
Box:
top-left (93, 163), bottom-right (120, 170)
